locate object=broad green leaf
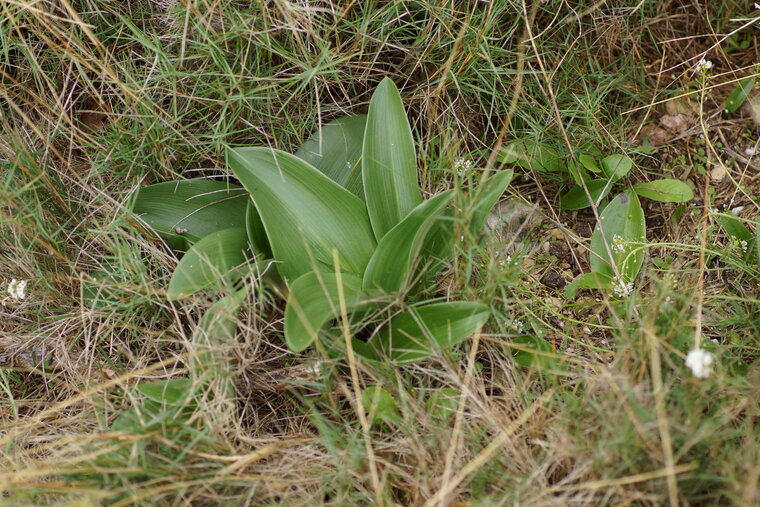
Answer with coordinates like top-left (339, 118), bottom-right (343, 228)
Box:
top-left (285, 271), bottom-right (370, 352)
top-left (559, 179), bottom-right (613, 210)
top-left (363, 77), bottom-right (422, 240)
top-left (510, 335), bottom-right (559, 372)
top-left (190, 288), bottom-right (248, 404)
top-left (82, 267), bottom-right (130, 310)
top-left (246, 199), bottom-right (271, 257)
top-left (294, 115), bottom-right (367, 197)
top-left (361, 386), bottom-right (401, 427)
top-left (138, 378), bottom-right (192, 406)
top-left (370, 301), bottom-right (489, 363)
top-left (568, 160), bottom-right (589, 186)
top-left (167, 228), bottom-right (251, 299)
top-left (424, 387), bottom-right (459, 419)
top-left (132, 179), bottom-right (248, 250)
top-left (565, 272), bottom-right (614, 298)
top-left (192, 288), bottom-right (247, 353)
top-left (498, 140), bottom-right (564, 172)
top-left (467, 170), bottom-right (514, 236)
top-left (601, 154), bottom-right (633, 181)
top-left (633, 179), bottom-right (693, 202)
top-left (228, 147), bottom-right (376, 281)
top-left (363, 191), bottom-right (453, 294)
top-left (112, 379), bottom-right (195, 433)
top-left (715, 212), bottom-right (753, 242)
top-left (724, 76), bottom-right (756, 113)
top-left (579, 153), bottom-right (600, 173)
top-left (590, 191), bottom-right (646, 282)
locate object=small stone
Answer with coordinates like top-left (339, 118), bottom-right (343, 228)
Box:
top-left (562, 270), bottom-right (574, 281)
top-left (522, 257), bottom-right (536, 269)
top-left (582, 327), bottom-right (591, 335)
top-left (541, 270), bottom-right (565, 289)
top-left (560, 262), bottom-right (570, 269)
top-left (550, 228), bottom-right (566, 240)
top-left (710, 165), bottom-right (726, 182)
top-left (660, 113), bottom-right (692, 133)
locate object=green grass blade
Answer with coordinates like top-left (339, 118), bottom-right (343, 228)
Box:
top-left (362, 77), bottom-right (422, 240)
top-left (590, 190), bottom-right (646, 282)
top-left (370, 302), bottom-right (489, 363)
top-left (284, 271), bottom-right (368, 352)
top-left (363, 191), bottom-right (453, 294)
top-left (131, 179), bottom-right (249, 250)
top-left (294, 115), bottom-right (367, 197)
top-left (166, 228), bottom-right (251, 299)
top-left (228, 147), bottom-right (376, 281)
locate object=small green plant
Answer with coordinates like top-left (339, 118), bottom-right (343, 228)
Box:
top-left (132, 78), bottom-right (510, 362)
top-left (498, 139), bottom-right (693, 210)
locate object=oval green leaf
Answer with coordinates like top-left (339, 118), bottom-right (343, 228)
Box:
top-left (589, 190), bottom-right (646, 283)
top-left (559, 179), bottom-right (613, 210)
top-left (363, 191), bottom-right (453, 294)
top-left (294, 115), bottom-right (367, 197)
top-left (498, 140), bottom-right (564, 172)
top-left (564, 271), bottom-right (614, 298)
top-left (715, 212), bottom-right (753, 242)
top-left (167, 228), bottom-right (251, 299)
top-left (633, 179), bottom-right (693, 203)
top-left (510, 335), bottom-right (559, 372)
top-left (724, 76), bottom-right (756, 114)
top-left (363, 77), bottom-right (422, 241)
top-left (228, 147), bottom-right (376, 281)
top-left (467, 170), bottom-right (514, 236)
top-left (362, 386), bottom-right (401, 427)
top-left (601, 154), bottom-right (633, 182)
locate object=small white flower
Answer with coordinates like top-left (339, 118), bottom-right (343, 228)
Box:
top-left (695, 58), bottom-right (713, 73)
top-left (7, 279), bottom-right (27, 300)
top-left (612, 276), bottom-right (633, 298)
top-left (611, 234), bottom-right (626, 254)
top-left (506, 319), bottom-right (525, 333)
top-left (685, 348), bottom-right (715, 379)
top-left (453, 157), bottom-right (473, 177)
top-left (740, 240), bottom-right (748, 253)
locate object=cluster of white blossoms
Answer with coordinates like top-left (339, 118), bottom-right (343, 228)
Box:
top-left (611, 234), bottom-right (626, 254)
top-left (740, 240), bottom-right (749, 253)
top-left (3, 278), bottom-right (27, 304)
top-left (685, 348), bottom-right (715, 379)
top-left (506, 319), bottom-right (525, 333)
top-left (612, 275), bottom-right (633, 298)
top-left (695, 58), bottom-right (713, 73)
top-left (453, 157), bottom-right (474, 177)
